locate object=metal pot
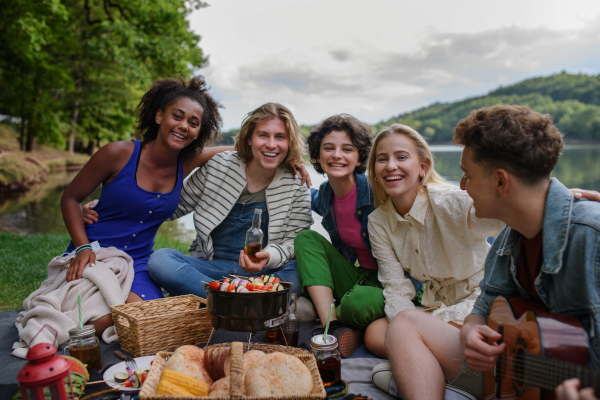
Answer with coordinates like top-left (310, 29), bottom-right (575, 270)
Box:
top-left (204, 283), bottom-right (291, 332)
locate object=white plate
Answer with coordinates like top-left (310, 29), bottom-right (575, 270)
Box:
top-left (102, 355), bottom-right (155, 391)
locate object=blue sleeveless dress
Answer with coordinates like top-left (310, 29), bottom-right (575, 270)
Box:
top-left (66, 140), bottom-right (184, 300)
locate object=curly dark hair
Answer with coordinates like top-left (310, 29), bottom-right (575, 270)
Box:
top-left (136, 75), bottom-right (223, 161)
top-left (453, 105), bottom-right (564, 185)
top-left (307, 114), bottom-right (372, 175)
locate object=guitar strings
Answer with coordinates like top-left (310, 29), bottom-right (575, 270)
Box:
top-left (489, 353), bottom-right (598, 389)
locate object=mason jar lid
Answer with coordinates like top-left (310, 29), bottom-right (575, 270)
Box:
top-left (68, 325), bottom-right (96, 338)
top-left (311, 334), bottom-right (338, 350)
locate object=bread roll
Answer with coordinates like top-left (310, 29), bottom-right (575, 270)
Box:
top-left (242, 350), bottom-right (265, 375)
top-left (224, 349), bottom-right (265, 377)
top-left (245, 352), bottom-right (313, 396)
top-left (164, 345), bottom-right (212, 385)
top-left (203, 347), bottom-right (230, 381)
top-left (209, 376), bottom-right (246, 396)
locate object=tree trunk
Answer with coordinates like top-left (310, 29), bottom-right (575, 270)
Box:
top-left (19, 84), bottom-right (26, 151)
top-left (25, 76), bottom-right (41, 152)
top-left (68, 100), bottom-right (80, 154)
top-left (86, 139), bottom-right (95, 155)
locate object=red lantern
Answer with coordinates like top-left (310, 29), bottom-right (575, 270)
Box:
top-left (16, 326), bottom-right (74, 400)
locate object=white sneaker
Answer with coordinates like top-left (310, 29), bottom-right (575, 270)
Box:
top-left (371, 362), bottom-right (402, 398)
top-left (371, 362), bottom-right (479, 400)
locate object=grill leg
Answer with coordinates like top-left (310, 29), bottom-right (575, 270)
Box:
top-left (280, 325), bottom-right (289, 346)
top-left (246, 332), bottom-right (253, 351)
top-left (203, 327), bottom-right (216, 350)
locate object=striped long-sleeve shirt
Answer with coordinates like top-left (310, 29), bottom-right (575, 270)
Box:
top-left (169, 151), bottom-right (313, 269)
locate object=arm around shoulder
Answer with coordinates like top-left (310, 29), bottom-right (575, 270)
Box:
top-left (182, 145), bottom-right (234, 177)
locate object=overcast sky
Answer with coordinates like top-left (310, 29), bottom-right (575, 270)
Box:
top-left (189, 0), bottom-right (600, 130)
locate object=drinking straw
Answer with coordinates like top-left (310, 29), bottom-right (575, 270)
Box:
top-left (323, 304), bottom-right (334, 344)
top-left (78, 294), bottom-right (83, 330)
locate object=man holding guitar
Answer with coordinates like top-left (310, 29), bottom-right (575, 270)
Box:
top-left (379, 105), bottom-right (600, 400)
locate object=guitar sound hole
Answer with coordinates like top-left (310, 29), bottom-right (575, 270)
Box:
top-left (512, 338), bottom-right (527, 398)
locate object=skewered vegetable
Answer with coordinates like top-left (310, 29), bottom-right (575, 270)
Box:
top-left (207, 276), bottom-right (287, 293)
top-left (114, 372), bottom-right (129, 383)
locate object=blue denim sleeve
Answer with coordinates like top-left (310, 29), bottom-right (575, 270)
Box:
top-left (310, 188), bottom-right (322, 215)
top-left (471, 275), bottom-right (495, 319)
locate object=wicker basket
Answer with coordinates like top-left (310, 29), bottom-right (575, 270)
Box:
top-left (111, 295), bottom-right (212, 357)
top-left (140, 342), bottom-right (327, 399)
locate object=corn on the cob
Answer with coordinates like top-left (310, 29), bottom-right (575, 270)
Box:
top-left (156, 369), bottom-right (209, 396)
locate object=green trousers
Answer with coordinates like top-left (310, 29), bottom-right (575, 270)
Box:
top-left (294, 230), bottom-right (385, 329)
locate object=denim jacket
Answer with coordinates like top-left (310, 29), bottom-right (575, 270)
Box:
top-left (310, 173), bottom-right (424, 292)
top-left (472, 178), bottom-right (600, 368)
top-left (311, 173), bottom-right (374, 266)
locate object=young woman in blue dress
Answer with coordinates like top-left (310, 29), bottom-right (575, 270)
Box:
top-left (61, 76), bottom-right (225, 334)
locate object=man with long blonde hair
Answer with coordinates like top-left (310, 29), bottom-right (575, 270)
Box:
top-left (146, 102), bottom-right (312, 298)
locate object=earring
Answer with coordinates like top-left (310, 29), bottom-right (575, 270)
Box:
top-left (156, 119), bottom-right (160, 123)
top-left (375, 177), bottom-right (378, 182)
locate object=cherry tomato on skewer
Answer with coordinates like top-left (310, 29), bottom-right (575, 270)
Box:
top-left (264, 283), bottom-right (273, 291)
top-left (227, 284), bottom-right (235, 292)
top-left (208, 281), bottom-right (220, 290)
top-left (246, 283), bottom-right (255, 291)
top-left (272, 277), bottom-right (280, 285)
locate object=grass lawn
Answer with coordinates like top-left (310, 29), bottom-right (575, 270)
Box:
top-left (0, 233), bottom-right (189, 312)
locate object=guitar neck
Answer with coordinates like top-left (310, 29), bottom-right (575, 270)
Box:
top-left (522, 352), bottom-right (600, 392)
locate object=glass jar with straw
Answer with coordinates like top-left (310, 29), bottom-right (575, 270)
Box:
top-left (310, 304), bottom-right (341, 385)
top-left (63, 294), bottom-right (103, 372)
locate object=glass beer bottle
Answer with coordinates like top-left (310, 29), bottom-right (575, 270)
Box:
top-left (284, 293), bottom-right (299, 347)
top-left (244, 208), bottom-right (264, 263)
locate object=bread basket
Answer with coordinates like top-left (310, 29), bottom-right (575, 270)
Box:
top-left (140, 342), bottom-right (327, 399)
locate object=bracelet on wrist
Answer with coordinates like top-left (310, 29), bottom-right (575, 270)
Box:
top-left (75, 244), bottom-right (92, 254)
top-left (75, 243), bottom-right (91, 251)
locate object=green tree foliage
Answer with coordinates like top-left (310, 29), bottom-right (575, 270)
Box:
top-left (490, 71), bottom-right (600, 105)
top-left (0, 0), bottom-right (208, 152)
top-left (374, 73), bottom-right (600, 142)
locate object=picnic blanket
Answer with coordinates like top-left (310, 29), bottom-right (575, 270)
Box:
top-left (12, 246), bottom-right (134, 359)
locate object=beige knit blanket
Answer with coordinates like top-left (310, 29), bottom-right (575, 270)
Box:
top-left (12, 247), bottom-right (134, 359)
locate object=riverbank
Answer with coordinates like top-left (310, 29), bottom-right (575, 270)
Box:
top-left (0, 232), bottom-right (189, 311)
top-left (0, 125), bottom-right (90, 192)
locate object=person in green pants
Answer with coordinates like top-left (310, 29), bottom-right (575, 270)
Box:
top-left (294, 114), bottom-right (423, 358)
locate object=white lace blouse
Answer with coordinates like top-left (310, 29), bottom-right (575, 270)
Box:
top-left (368, 185), bottom-right (505, 323)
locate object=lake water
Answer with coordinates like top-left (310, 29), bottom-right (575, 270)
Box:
top-left (1, 144), bottom-right (599, 243)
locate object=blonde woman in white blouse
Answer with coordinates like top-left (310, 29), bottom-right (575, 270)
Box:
top-left (363, 124), bottom-right (504, 358)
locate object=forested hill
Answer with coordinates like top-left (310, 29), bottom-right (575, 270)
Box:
top-left (372, 72), bottom-right (600, 142)
top-left (218, 73), bottom-right (600, 145)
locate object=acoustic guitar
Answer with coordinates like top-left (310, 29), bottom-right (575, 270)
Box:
top-left (484, 296), bottom-right (600, 400)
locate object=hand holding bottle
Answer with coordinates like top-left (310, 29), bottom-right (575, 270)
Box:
top-left (239, 249), bottom-right (270, 273)
top-left (242, 208), bottom-right (266, 273)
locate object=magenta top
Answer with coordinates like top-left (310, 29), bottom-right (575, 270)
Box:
top-left (333, 183), bottom-right (378, 271)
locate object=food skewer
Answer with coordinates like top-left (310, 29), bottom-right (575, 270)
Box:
top-left (87, 379), bottom-right (115, 385)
